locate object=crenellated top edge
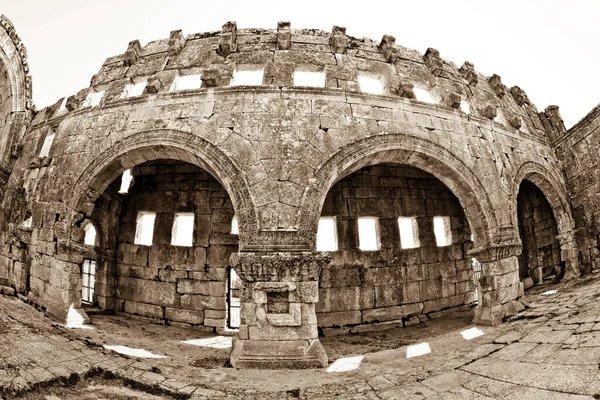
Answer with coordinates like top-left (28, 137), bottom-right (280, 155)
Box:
top-left (30, 21), bottom-right (552, 141)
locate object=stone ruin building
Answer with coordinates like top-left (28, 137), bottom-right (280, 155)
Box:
top-left (0, 15), bottom-right (598, 369)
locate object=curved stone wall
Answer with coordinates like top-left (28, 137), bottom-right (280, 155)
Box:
top-left (0, 21), bottom-right (581, 368)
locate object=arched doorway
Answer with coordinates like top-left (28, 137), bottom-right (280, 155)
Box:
top-left (517, 180), bottom-right (562, 285)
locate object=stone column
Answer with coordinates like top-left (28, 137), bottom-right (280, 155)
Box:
top-left (229, 251), bottom-right (330, 369)
top-left (556, 231), bottom-right (580, 281)
top-left (472, 244), bottom-right (525, 326)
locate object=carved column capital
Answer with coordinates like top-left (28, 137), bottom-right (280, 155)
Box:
top-left (229, 251), bottom-right (331, 282)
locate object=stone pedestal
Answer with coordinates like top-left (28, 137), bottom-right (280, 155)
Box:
top-left (471, 244), bottom-right (525, 326)
top-left (229, 252), bottom-right (330, 369)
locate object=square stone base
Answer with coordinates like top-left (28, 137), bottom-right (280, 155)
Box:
top-left (473, 299), bottom-right (525, 326)
top-left (230, 337), bottom-right (328, 369)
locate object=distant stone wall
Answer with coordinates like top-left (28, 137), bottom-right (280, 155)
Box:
top-left (555, 105), bottom-right (600, 273)
top-left (113, 161), bottom-right (237, 327)
top-left (317, 165), bottom-right (474, 329)
top-left (517, 180), bottom-right (561, 282)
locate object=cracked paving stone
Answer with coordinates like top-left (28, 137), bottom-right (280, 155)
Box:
top-left (421, 370), bottom-right (475, 393)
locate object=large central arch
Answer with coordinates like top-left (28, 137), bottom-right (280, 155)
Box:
top-left (301, 133), bottom-right (497, 251)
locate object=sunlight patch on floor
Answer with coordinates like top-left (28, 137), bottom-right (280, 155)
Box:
top-left (406, 342), bottom-right (431, 359)
top-left (542, 290), bottom-right (558, 295)
top-left (326, 355), bottom-right (364, 373)
top-left (64, 304), bottom-right (94, 329)
top-left (461, 327), bottom-right (484, 340)
top-left (182, 336), bottom-right (232, 349)
top-left (103, 345), bottom-right (166, 358)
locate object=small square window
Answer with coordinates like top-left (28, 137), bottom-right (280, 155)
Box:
top-left (170, 74), bottom-right (202, 91)
top-left (122, 81), bottom-right (147, 98)
top-left (231, 70), bottom-right (264, 86)
top-left (398, 217), bottom-right (420, 249)
top-left (171, 213), bottom-right (194, 247)
top-left (81, 90), bottom-right (105, 108)
top-left (293, 71), bottom-right (325, 87)
top-left (39, 133), bottom-right (55, 157)
top-left (316, 217), bottom-right (338, 251)
top-left (414, 88), bottom-right (435, 104)
top-left (357, 75), bottom-right (384, 95)
top-left (231, 215), bottom-right (239, 235)
top-left (134, 212), bottom-right (156, 246)
top-left (433, 216), bottom-right (452, 247)
top-left (357, 217), bottom-right (380, 251)
top-left (460, 99), bottom-right (470, 114)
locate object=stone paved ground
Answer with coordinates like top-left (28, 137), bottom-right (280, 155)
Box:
top-left (2, 272), bottom-right (600, 399)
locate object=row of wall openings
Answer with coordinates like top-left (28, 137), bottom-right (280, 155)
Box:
top-left (134, 212), bottom-right (195, 246)
top-left (133, 212), bottom-right (239, 246)
top-left (70, 73), bottom-right (471, 114)
top-left (316, 216), bottom-right (452, 251)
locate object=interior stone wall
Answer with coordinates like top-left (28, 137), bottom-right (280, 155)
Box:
top-left (516, 180), bottom-right (561, 283)
top-left (317, 164), bottom-right (474, 329)
top-left (555, 105), bottom-right (600, 274)
top-left (113, 160), bottom-right (238, 328)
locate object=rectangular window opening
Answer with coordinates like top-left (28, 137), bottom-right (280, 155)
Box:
top-left (170, 74), bottom-right (202, 91)
top-left (460, 99), bottom-right (471, 114)
top-left (414, 87), bottom-right (436, 104)
top-left (317, 217), bottom-right (338, 251)
top-left (84, 224), bottom-right (97, 246)
top-left (134, 212), bottom-right (156, 246)
top-left (118, 169), bottom-right (133, 194)
top-left (81, 90), bottom-right (105, 108)
top-left (231, 70), bottom-right (264, 86)
top-left (39, 133), bottom-right (55, 158)
top-left (171, 213), bottom-right (194, 247)
top-left (231, 215), bottom-right (239, 235)
top-left (433, 216), bottom-right (452, 247)
top-left (398, 217), bottom-right (420, 249)
top-left (358, 217), bottom-right (380, 251)
top-left (81, 259), bottom-right (96, 304)
top-left (227, 267), bottom-right (241, 329)
top-left (122, 80), bottom-right (147, 98)
top-left (357, 75), bottom-right (384, 95)
top-left (293, 70), bottom-right (325, 87)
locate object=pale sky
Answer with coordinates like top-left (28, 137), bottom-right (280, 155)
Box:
top-left (3, 0), bottom-right (599, 128)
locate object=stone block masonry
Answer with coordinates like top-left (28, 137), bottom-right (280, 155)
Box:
top-left (0, 18), bottom-right (591, 369)
top-left (317, 165), bottom-right (475, 328)
top-left (114, 160), bottom-right (237, 327)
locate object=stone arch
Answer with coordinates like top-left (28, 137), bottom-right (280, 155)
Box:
top-left (512, 161), bottom-right (579, 280)
top-left (512, 161), bottom-right (574, 236)
top-left (302, 134), bottom-right (497, 250)
top-left (67, 129), bottom-right (257, 240)
top-left (0, 15), bottom-right (33, 171)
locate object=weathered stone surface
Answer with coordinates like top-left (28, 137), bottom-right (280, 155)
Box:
top-left (0, 19), bottom-right (592, 372)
